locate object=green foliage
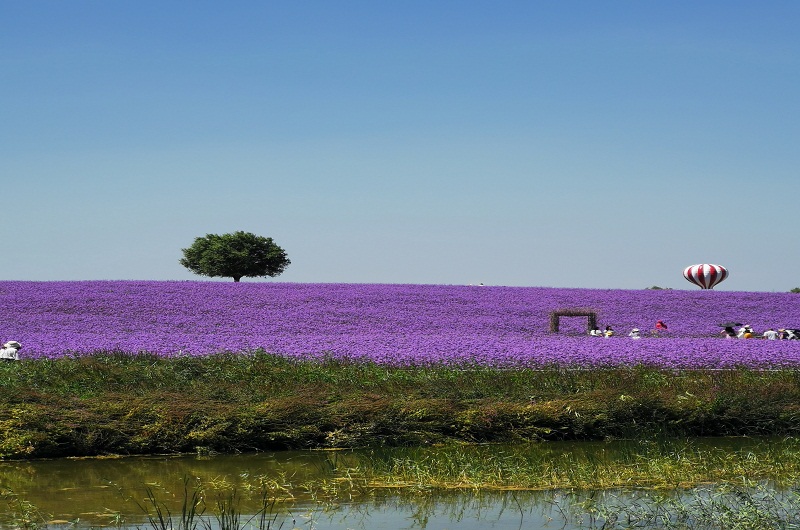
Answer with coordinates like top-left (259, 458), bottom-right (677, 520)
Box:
top-left (136, 478), bottom-right (205, 530)
top-left (129, 468), bottom-right (800, 530)
top-left (180, 231), bottom-right (290, 282)
top-left (0, 487), bottom-right (50, 529)
top-left (356, 438), bottom-right (800, 491)
top-left (791, 287), bottom-right (800, 293)
top-left (2, 356), bottom-right (800, 458)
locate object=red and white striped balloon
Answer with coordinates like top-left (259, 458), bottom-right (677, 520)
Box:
top-left (683, 264), bottom-right (729, 289)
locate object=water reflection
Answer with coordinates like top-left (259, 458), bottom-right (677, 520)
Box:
top-left (0, 450), bottom-right (574, 530)
top-left (1, 451), bottom-right (341, 527)
top-left (0, 438), bottom-right (796, 529)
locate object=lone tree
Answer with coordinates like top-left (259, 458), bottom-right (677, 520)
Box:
top-left (180, 231), bottom-right (290, 282)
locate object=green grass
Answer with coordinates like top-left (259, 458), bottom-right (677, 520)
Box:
top-left (4, 438), bottom-right (800, 529)
top-left (1, 352), bottom-right (800, 458)
top-left (345, 438), bottom-right (800, 491)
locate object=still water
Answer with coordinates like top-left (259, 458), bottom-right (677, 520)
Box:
top-left (0, 450), bottom-right (579, 529)
top-left (0, 439), bottom-right (794, 529)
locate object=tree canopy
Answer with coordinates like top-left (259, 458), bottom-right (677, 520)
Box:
top-left (180, 231), bottom-right (290, 282)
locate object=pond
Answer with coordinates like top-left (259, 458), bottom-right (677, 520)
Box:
top-left (1, 438), bottom-right (798, 529)
top-left (0, 451), bottom-right (571, 529)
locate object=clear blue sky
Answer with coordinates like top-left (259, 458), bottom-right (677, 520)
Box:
top-left (2, 1), bottom-right (798, 291)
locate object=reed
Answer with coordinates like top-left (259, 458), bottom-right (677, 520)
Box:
top-left (2, 353), bottom-right (800, 458)
top-left (133, 479), bottom-right (285, 530)
top-left (0, 486), bottom-right (51, 530)
top-left (4, 454), bottom-right (800, 530)
top-left (133, 476), bottom-right (800, 530)
top-left (336, 438), bottom-right (800, 491)
top-left (135, 479), bottom-right (204, 530)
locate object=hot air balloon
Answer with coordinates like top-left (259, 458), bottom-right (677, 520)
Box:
top-left (683, 264), bottom-right (728, 289)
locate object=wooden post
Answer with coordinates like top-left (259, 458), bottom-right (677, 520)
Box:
top-left (549, 309), bottom-right (599, 334)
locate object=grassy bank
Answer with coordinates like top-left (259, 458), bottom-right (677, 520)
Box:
top-left (1, 352), bottom-right (800, 459)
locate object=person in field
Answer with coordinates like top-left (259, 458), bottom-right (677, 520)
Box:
top-left (0, 341), bottom-right (21, 361)
top-left (653, 320), bottom-right (668, 337)
top-left (589, 326), bottom-right (603, 337)
top-left (603, 326), bottom-right (615, 338)
top-left (736, 324), bottom-right (754, 338)
top-left (763, 328), bottom-right (779, 340)
top-left (779, 329), bottom-right (800, 340)
top-left (628, 328), bottom-right (641, 339)
top-left (721, 326), bottom-right (736, 339)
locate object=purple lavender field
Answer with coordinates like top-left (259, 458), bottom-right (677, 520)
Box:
top-left (2, 281), bottom-right (799, 369)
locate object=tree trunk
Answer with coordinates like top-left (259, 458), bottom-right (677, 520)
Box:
top-left (233, 276), bottom-right (241, 282)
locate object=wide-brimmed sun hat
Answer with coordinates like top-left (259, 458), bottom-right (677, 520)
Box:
top-left (3, 341), bottom-right (21, 349)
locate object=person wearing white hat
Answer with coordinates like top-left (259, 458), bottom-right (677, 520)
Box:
top-left (628, 328), bottom-right (641, 340)
top-left (0, 341), bottom-right (21, 361)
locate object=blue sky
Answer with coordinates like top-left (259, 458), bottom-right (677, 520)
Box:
top-left (2, 1), bottom-right (798, 291)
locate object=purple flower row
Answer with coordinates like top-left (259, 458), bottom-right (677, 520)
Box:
top-left (0, 281), bottom-right (798, 368)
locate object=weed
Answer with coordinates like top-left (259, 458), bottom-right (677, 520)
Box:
top-left (0, 487), bottom-right (50, 530)
top-left (3, 355), bottom-right (800, 457)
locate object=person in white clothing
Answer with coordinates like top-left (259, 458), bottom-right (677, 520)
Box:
top-left (0, 341), bottom-right (21, 361)
top-left (763, 329), bottom-right (779, 340)
top-left (628, 328), bottom-right (641, 339)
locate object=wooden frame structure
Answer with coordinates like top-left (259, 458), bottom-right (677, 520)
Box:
top-left (549, 309), bottom-right (598, 333)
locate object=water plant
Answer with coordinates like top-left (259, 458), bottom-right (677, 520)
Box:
top-left (333, 437), bottom-right (800, 492)
top-left (135, 479), bottom-right (285, 530)
top-left (4, 440), bottom-right (800, 529)
top-left (129, 474), bottom-right (800, 530)
top-left (0, 487), bottom-right (50, 530)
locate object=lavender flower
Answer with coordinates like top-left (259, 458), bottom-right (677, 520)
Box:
top-left (1, 281), bottom-right (798, 369)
